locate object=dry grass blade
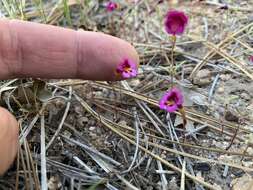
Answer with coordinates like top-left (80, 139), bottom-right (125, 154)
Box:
top-left (62, 135), bottom-right (139, 190)
top-left (89, 106), bottom-right (253, 172)
top-left (74, 93), bottom-right (217, 190)
top-left (189, 35), bottom-right (253, 80)
top-left (189, 22), bottom-right (253, 79)
top-left (15, 146), bottom-right (20, 190)
top-left (46, 86), bottom-right (72, 150)
top-left (93, 81), bottom-right (251, 139)
top-left (180, 159), bottom-right (186, 190)
top-left (19, 105), bottom-right (45, 145)
top-left (40, 114), bottom-right (47, 190)
top-left (122, 107), bottom-right (140, 173)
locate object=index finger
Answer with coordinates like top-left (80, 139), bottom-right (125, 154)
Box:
top-left (0, 19), bottom-right (139, 80)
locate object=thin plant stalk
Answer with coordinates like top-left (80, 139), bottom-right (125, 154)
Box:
top-left (170, 35), bottom-right (177, 87)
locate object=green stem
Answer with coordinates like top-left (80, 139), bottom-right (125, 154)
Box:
top-left (170, 35), bottom-right (177, 88)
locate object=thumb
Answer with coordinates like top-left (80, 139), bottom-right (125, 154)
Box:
top-left (0, 107), bottom-right (19, 175)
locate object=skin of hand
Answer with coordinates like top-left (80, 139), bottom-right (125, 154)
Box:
top-left (0, 19), bottom-right (139, 175)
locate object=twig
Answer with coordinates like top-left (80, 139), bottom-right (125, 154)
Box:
top-left (122, 107), bottom-right (140, 173)
top-left (157, 158), bottom-right (168, 190)
top-left (19, 106), bottom-right (45, 144)
top-left (208, 74), bottom-right (220, 103)
top-left (40, 114), bottom-right (48, 190)
top-left (203, 17), bottom-right (208, 40)
top-left (180, 159), bottom-right (186, 190)
top-left (74, 93), bottom-right (217, 189)
top-left (226, 123), bottom-right (240, 150)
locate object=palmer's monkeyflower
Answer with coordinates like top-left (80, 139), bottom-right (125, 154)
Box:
top-left (159, 87), bottom-right (183, 112)
top-left (116, 59), bottom-right (138, 79)
top-left (164, 10), bottom-right (188, 36)
top-left (106, 1), bottom-right (118, 12)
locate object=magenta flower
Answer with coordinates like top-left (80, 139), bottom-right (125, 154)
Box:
top-left (250, 55), bottom-right (253, 63)
top-left (164, 10), bottom-right (188, 36)
top-left (159, 88), bottom-right (183, 112)
top-left (116, 59), bottom-right (138, 79)
top-left (106, 1), bottom-right (118, 12)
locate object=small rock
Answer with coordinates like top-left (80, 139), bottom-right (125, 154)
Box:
top-left (102, 88), bottom-right (109, 95)
top-left (225, 111), bottom-right (239, 123)
top-left (77, 117), bottom-right (89, 126)
top-left (231, 174), bottom-right (253, 190)
top-left (246, 147), bottom-right (253, 155)
top-left (193, 162), bottom-right (211, 172)
top-left (54, 99), bottom-right (65, 108)
top-left (193, 69), bottom-right (212, 86)
top-left (183, 66), bottom-right (194, 74)
top-left (89, 126), bottom-right (96, 131)
top-left (196, 171), bottom-right (204, 181)
top-left (63, 130), bottom-right (72, 138)
top-left (242, 161), bottom-right (253, 167)
top-left (161, 153), bottom-right (167, 159)
top-left (90, 132), bottom-right (97, 139)
top-left (213, 184), bottom-right (222, 190)
top-left (220, 74), bottom-right (231, 81)
top-left (217, 87), bottom-right (224, 94)
top-left (240, 92), bottom-right (251, 101)
top-left (48, 176), bottom-right (62, 190)
top-left (129, 79), bottom-right (141, 87)
top-left (118, 120), bottom-right (128, 127)
top-left (81, 116), bottom-right (89, 123)
top-left (74, 106), bottom-right (83, 116)
top-left (196, 69), bottom-right (212, 78)
top-left (168, 177), bottom-right (179, 190)
top-left (88, 120), bottom-right (96, 125)
top-left (94, 91), bottom-right (103, 98)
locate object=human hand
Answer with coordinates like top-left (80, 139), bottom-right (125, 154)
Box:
top-left (0, 19), bottom-right (139, 175)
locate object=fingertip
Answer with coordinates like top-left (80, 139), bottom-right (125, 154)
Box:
top-left (0, 107), bottom-right (19, 175)
top-left (76, 31), bottom-right (139, 81)
top-left (110, 35), bottom-right (140, 80)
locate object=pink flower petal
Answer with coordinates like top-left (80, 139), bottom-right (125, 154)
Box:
top-left (106, 1), bottom-right (118, 12)
top-left (164, 10), bottom-right (188, 36)
top-left (159, 87), bottom-right (184, 113)
top-left (116, 59), bottom-right (138, 79)
top-left (166, 104), bottom-right (178, 112)
top-left (250, 55), bottom-right (253, 63)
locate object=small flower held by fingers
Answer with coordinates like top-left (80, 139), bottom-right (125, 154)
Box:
top-left (164, 10), bottom-right (188, 36)
top-left (159, 87), bottom-right (183, 112)
top-left (106, 1), bottom-right (118, 12)
top-left (116, 59), bottom-right (138, 79)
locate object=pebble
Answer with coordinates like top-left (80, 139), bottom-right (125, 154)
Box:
top-left (94, 91), bottom-right (103, 98)
top-left (225, 111), bottom-right (239, 123)
top-left (74, 106), bottom-right (83, 116)
top-left (183, 66), bottom-right (194, 74)
top-left (77, 117), bottom-right (89, 126)
top-left (193, 162), bottom-right (211, 172)
top-left (63, 130), bottom-right (72, 138)
top-left (240, 92), bottom-right (251, 101)
top-left (220, 74), bottom-right (231, 81)
top-left (193, 69), bottom-right (212, 86)
top-left (129, 79), bottom-right (141, 87)
top-left (88, 120), bottom-right (96, 125)
top-left (217, 87), bottom-right (224, 94)
top-left (89, 126), bottom-right (96, 131)
top-left (231, 174), bottom-right (253, 190)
